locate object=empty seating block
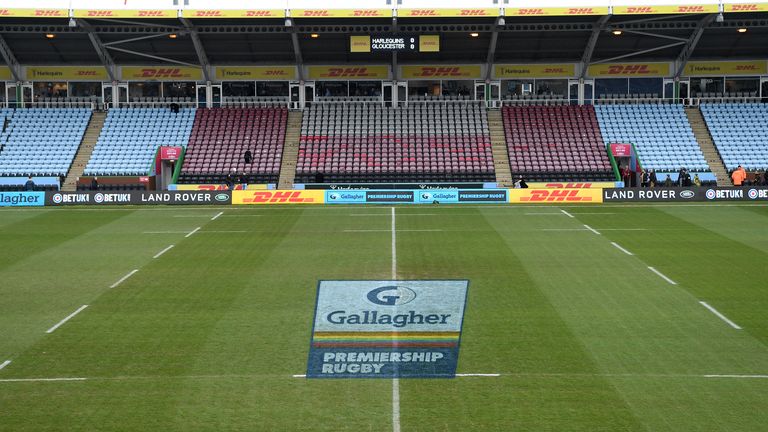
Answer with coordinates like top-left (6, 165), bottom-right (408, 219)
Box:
top-left (0, 108), bottom-right (91, 176)
top-left (701, 103), bottom-right (768, 171)
top-left (503, 106), bottom-right (613, 181)
top-left (295, 104), bottom-right (494, 183)
top-left (595, 105), bottom-right (708, 172)
top-left (179, 108), bottom-right (287, 184)
top-left (84, 108), bottom-right (195, 176)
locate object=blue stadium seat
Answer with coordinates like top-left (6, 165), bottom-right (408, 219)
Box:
top-left (700, 103), bottom-right (768, 171)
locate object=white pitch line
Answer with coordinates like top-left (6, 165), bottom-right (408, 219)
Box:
top-left (699, 301), bottom-right (742, 330)
top-left (600, 228), bottom-right (649, 231)
top-left (344, 229), bottom-right (443, 233)
top-left (45, 305), bottom-right (88, 334)
top-left (110, 269), bottom-right (139, 288)
top-left (704, 374), bottom-right (767, 379)
top-left (172, 215), bottom-right (212, 218)
top-left (0, 360), bottom-right (11, 371)
top-left (153, 245), bottom-right (174, 259)
top-left (390, 206), bottom-right (400, 432)
top-left (292, 374), bottom-right (306, 378)
top-left (568, 212), bottom-right (617, 215)
top-left (525, 213), bottom-right (563, 215)
top-left (211, 211), bottom-right (223, 221)
top-left (455, 373), bottom-right (501, 377)
top-left (560, 209), bottom-right (575, 218)
top-left (143, 231), bottom-right (188, 234)
top-left (583, 224), bottom-right (601, 235)
top-left (539, 228), bottom-right (589, 232)
top-left (611, 242), bottom-right (634, 256)
top-left (648, 266), bottom-right (677, 285)
top-left (0, 377), bottom-right (87, 382)
top-left (185, 227), bottom-right (201, 238)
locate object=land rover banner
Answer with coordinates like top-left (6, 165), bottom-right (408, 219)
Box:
top-left (307, 280), bottom-right (469, 378)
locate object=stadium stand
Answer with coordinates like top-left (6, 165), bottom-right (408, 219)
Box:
top-left (179, 107), bottom-right (287, 184)
top-left (700, 103), bottom-right (768, 171)
top-left (294, 104), bottom-right (494, 183)
top-left (0, 108), bottom-right (91, 177)
top-left (502, 105), bottom-right (613, 181)
top-left (84, 108), bottom-right (195, 176)
top-left (595, 104), bottom-right (709, 172)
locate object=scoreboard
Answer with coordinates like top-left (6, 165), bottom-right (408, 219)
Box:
top-left (351, 35), bottom-right (440, 53)
top-left (371, 35), bottom-right (417, 51)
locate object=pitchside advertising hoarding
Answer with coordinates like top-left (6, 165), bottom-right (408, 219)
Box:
top-left (0, 192), bottom-right (45, 207)
top-left (307, 280), bottom-right (469, 378)
top-left (603, 187), bottom-right (768, 202)
top-left (46, 191), bottom-right (231, 205)
top-left (325, 189), bottom-right (508, 204)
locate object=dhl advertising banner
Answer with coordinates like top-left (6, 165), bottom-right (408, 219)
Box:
top-left (290, 9), bottom-right (392, 18)
top-left (0, 8), bottom-right (67, 18)
top-left (506, 7), bottom-right (609, 16)
top-left (307, 66), bottom-right (389, 80)
top-left (494, 64), bottom-right (576, 79)
top-left (397, 8), bottom-right (499, 17)
top-left (121, 66), bottom-right (203, 81)
top-left (509, 188), bottom-right (603, 203)
top-left (170, 184), bottom-right (270, 191)
top-left (182, 9), bottom-right (284, 18)
top-left (26, 66), bottom-right (108, 81)
top-left (683, 60), bottom-right (767, 76)
top-left (587, 62), bottom-right (671, 77)
top-left (724, 3), bottom-right (768, 12)
top-left (613, 4), bottom-right (720, 14)
top-left (526, 182), bottom-right (619, 189)
top-left (400, 65), bottom-right (482, 80)
top-left (233, 190), bottom-right (326, 205)
top-left (216, 66), bottom-right (297, 81)
top-left (0, 67), bottom-right (12, 81)
top-left (73, 9), bottom-right (177, 18)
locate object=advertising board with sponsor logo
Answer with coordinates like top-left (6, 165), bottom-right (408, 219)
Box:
top-left (307, 280), bottom-right (468, 378)
top-left (602, 187), bottom-right (768, 202)
top-left (232, 190), bottom-right (326, 205)
top-left (46, 191), bottom-right (231, 206)
top-left (325, 190), bottom-right (508, 204)
top-left (0, 192), bottom-right (45, 207)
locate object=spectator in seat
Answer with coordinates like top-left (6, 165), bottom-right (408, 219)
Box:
top-left (244, 150), bottom-right (253, 165)
top-left (91, 177), bottom-right (99, 191)
top-left (239, 172), bottom-right (248, 190)
top-left (732, 165), bottom-right (747, 186)
top-left (25, 176), bottom-right (35, 191)
top-left (514, 176), bottom-right (528, 189)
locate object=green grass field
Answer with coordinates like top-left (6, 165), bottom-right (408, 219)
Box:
top-left (1, 203), bottom-right (767, 431)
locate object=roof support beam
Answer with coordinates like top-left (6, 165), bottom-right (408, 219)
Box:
top-left (77, 19), bottom-right (117, 82)
top-left (105, 46), bottom-right (199, 67)
top-left (0, 34), bottom-right (21, 81)
top-left (591, 41), bottom-right (685, 64)
top-left (484, 17), bottom-right (502, 82)
top-left (580, 15), bottom-right (611, 79)
top-left (180, 17), bottom-right (211, 82)
top-left (675, 14), bottom-right (716, 78)
top-left (289, 32), bottom-right (304, 81)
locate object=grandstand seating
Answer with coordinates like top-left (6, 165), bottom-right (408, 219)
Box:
top-left (179, 107), bottom-right (287, 184)
top-left (595, 104), bottom-right (709, 172)
top-left (84, 108), bottom-right (195, 176)
top-left (701, 103), bottom-right (768, 171)
top-left (502, 105), bottom-right (613, 181)
top-left (295, 104), bottom-right (494, 183)
top-left (0, 108), bottom-right (91, 177)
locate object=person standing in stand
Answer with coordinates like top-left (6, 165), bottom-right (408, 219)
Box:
top-left (731, 165), bottom-right (747, 186)
top-left (649, 169), bottom-right (658, 188)
top-left (90, 176), bottom-right (99, 191)
top-left (641, 169), bottom-right (650, 187)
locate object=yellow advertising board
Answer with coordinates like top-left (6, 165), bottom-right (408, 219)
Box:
top-left (308, 66), bottom-right (389, 80)
top-left (73, 9), bottom-right (177, 18)
top-left (509, 188), bottom-right (603, 203)
top-left (26, 66), bottom-right (109, 81)
top-left (613, 4), bottom-right (719, 14)
top-left (494, 64), bottom-right (576, 78)
top-left (506, 7), bottom-right (609, 16)
top-left (587, 62), bottom-right (671, 77)
top-left (215, 66), bottom-right (296, 81)
top-left (350, 36), bottom-right (372, 53)
top-left (398, 8), bottom-right (499, 17)
top-left (526, 181), bottom-right (617, 189)
top-left (724, 3), bottom-right (768, 12)
top-left (233, 190), bottom-right (325, 205)
top-left (0, 8), bottom-right (68, 17)
top-left (174, 184), bottom-right (269, 191)
top-left (181, 9), bottom-right (284, 18)
top-left (0, 67), bottom-right (12, 81)
top-left (121, 66), bottom-right (203, 81)
top-left (419, 35), bottom-right (440, 53)
top-left (401, 65), bottom-right (482, 80)
top-left (683, 60), bottom-right (768, 76)
top-left (290, 9), bottom-right (392, 18)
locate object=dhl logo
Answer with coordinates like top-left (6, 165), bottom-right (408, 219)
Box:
top-left (87, 10), bottom-right (115, 17)
top-left (731, 4), bottom-right (758, 11)
top-left (323, 68), bottom-right (375, 78)
top-left (518, 9), bottom-right (546, 15)
top-left (264, 70), bottom-right (288, 76)
top-left (606, 65), bottom-right (653, 75)
top-left (409, 9), bottom-right (438, 16)
top-left (138, 11), bottom-right (167, 17)
top-left (460, 9), bottom-right (489, 16)
top-left (246, 10), bottom-right (276, 17)
top-left (543, 68), bottom-right (567, 73)
top-left (243, 191), bottom-right (315, 203)
top-left (193, 10), bottom-right (223, 17)
top-left (544, 183), bottom-right (594, 188)
top-left (736, 65), bottom-right (758, 71)
top-left (624, 7), bottom-right (655, 13)
top-left (568, 8), bottom-right (596, 14)
top-left (301, 10), bottom-right (331, 17)
top-left (140, 68), bottom-right (185, 78)
top-left (520, 190), bottom-right (593, 202)
top-left (414, 67), bottom-right (466, 77)
top-left (35, 9), bottom-right (65, 17)
top-left (76, 71), bottom-right (98, 76)
top-left (677, 6), bottom-right (705, 12)
top-left (353, 10), bottom-right (382, 16)
top-left (0, 10), bottom-right (11, 16)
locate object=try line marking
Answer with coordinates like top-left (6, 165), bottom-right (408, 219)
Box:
top-left (153, 245), bottom-right (174, 259)
top-left (648, 266), bottom-right (677, 285)
top-left (699, 301), bottom-right (742, 330)
top-left (0, 360), bottom-right (10, 371)
top-left (110, 269), bottom-right (139, 288)
top-left (0, 377), bottom-right (87, 382)
top-left (583, 224), bottom-right (601, 235)
top-left (185, 227), bottom-right (201, 238)
top-left (46, 305), bottom-right (88, 334)
top-left (211, 211), bottom-right (223, 221)
top-left (560, 209), bottom-right (574, 218)
top-left (611, 242), bottom-right (634, 256)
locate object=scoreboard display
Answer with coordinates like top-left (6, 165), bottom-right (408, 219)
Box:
top-left (351, 35), bottom-right (440, 53)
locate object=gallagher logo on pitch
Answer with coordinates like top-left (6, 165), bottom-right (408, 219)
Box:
top-left (366, 286), bottom-right (417, 306)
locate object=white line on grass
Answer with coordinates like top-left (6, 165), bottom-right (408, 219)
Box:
top-left (110, 269), bottom-right (139, 288)
top-left (699, 301), bottom-right (742, 330)
top-left (600, 228), bottom-right (649, 231)
top-left (143, 231), bottom-right (188, 234)
top-left (539, 228), bottom-right (589, 232)
top-left (292, 374), bottom-right (306, 378)
top-left (583, 224), bottom-right (601, 235)
top-left (153, 245), bottom-right (174, 259)
top-left (704, 374), bottom-right (768, 379)
top-left (0, 377), bottom-right (87, 382)
top-left (0, 360), bottom-right (10, 370)
top-left (390, 206), bottom-right (400, 432)
top-left (455, 373), bottom-right (501, 377)
top-left (172, 215), bottom-right (213, 218)
top-left (211, 211), bottom-right (223, 221)
top-left (344, 229), bottom-right (443, 233)
top-left (560, 209), bottom-right (575, 218)
top-left (46, 305), bottom-right (88, 334)
top-left (611, 242), bottom-right (634, 256)
top-left (525, 213), bottom-right (563, 215)
top-left (185, 227), bottom-right (201, 238)
top-left (568, 212), bottom-right (616, 215)
top-left (648, 266), bottom-right (677, 285)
